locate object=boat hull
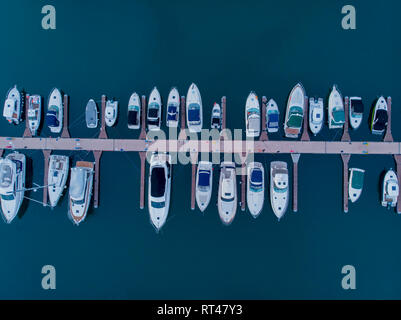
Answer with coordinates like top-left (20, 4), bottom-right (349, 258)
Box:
top-left (166, 88), bottom-right (179, 128)
top-left (147, 87), bottom-right (162, 131)
top-left (284, 83), bottom-right (305, 138)
top-left (186, 83), bottom-right (203, 133)
top-left (218, 162), bottom-right (237, 225)
top-left (247, 162), bottom-right (264, 218)
top-left (196, 161), bottom-right (213, 212)
top-left (47, 88), bottom-right (63, 133)
top-left (266, 99), bottom-right (279, 133)
top-left (309, 98), bottom-right (323, 136)
top-left (48, 155), bottom-right (69, 208)
top-left (270, 161), bottom-right (289, 220)
top-left (328, 85), bottom-right (345, 129)
top-left (128, 93), bottom-right (141, 129)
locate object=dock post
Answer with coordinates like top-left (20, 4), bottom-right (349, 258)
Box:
top-left (301, 96), bottom-right (310, 141)
top-left (42, 150), bottom-right (51, 207)
top-left (394, 155), bottom-right (401, 214)
top-left (190, 152), bottom-right (198, 210)
top-left (178, 96), bottom-right (187, 140)
top-left (341, 154), bottom-right (351, 213)
top-left (240, 141), bottom-right (247, 211)
top-left (139, 152), bottom-right (146, 209)
top-left (139, 95), bottom-right (147, 140)
top-left (99, 95), bottom-right (108, 139)
top-left (290, 153), bottom-right (301, 212)
top-left (341, 97), bottom-right (351, 142)
top-left (93, 151), bottom-right (102, 208)
top-left (259, 96), bottom-right (268, 141)
top-left (220, 96), bottom-right (228, 141)
top-left (61, 94), bottom-right (71, 138)
top-left (384, 97), bottom-right (393, 142)
top-left (23, 94), bottom-right (32, 138)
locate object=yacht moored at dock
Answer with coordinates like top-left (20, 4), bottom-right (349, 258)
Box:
top-left (46, 88), bottom-right (63, 133)
top-left (3, 85), bottom-right (23, 125)
top-left (0, 152), bottom-right (26, 223)
top-left (270, 161), bottom-right (289, 220)
top-left (371, 96), bottom-right (388, 135)
top-left (105, 99), bottom-right (118, 127)
top-left (147, 87), bottom-right (162, 131)
top-left (218, 162), bottom-right (237, 225)
top-left (245, 92), bottom-right (261, 138)
top-left (348, 168), bottom-right (365, 203)
top-left (284, 83), bottom-right (305, 138)
top-left (166, 88), bottom-right (179, 128)
top-left (349, 97), bottom-right (364, 130)
top-left (309, 97), bottom-right (324, 136)
top-left (128, 93), bottom-right (141, 129)
top-left (328, 85), bottom-right (345, 129)
top-left (196, 161), bottom-right (213, 212)
top-left (27, 95), bottom-right (42, 136)
top-left (186, 83), bottom-right (202, 133)
top-left (382, 169), bottom-right (399, 209)
top-left (211, 103), bottom-right (222, 129)
top-left (48, 155), bottom-right (69, 208)
top-left (148, 153), bottom-right (172, 231)
top-left (85, 99), bottom-right (98, 129)
top-left (68, 161), bottom-right (94, 225)
top-left (266, 99), bottom-right (279, 133)
top-left (247, 162), bottom-right (264, 218)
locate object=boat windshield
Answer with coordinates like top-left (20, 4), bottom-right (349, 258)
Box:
top-left (151, 201), bottom-right (165, 209)
top-left (198, 171), bottom-right (210, 191)
top-left (332, 108), bottom-right (345, 124)
top-left (250, 169), bottom-right (263, 191)
top-left (222, 196), bottom-right (234, 202)
top-left (247, 108), bottom-right (260, 116)
top-left (1, 193), bottom-right (14, 201)
top-left (212, 117), bottom-right (220, 125)
top-left (351, 170), bottom-right (364, 190)
top-left (151, 167), bottom-right (166, 198)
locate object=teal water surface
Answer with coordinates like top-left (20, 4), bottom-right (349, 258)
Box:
top-left (0, 0), bottom-right (401, 299)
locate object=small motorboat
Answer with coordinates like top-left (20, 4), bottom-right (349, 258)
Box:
top-left (27, 94), bottom-right (42, 136)
top-left (309, 97), bottom-right (324, 136)
top-left (245, 92), bottom-right (261, 138)
top-left (148, 153), bottom-right (172, 231)
top-left (382, 169), bottom-right (399, 209)
top-left (328, 85), bottom-right (345, 129)
top-left (128, 92), bottom-right (141, 130)
top-left (147, 87), bottom-right (162, 131)
top-left (186, 83), bottom-right (203, 133)
top-left (349, 97), bottom-right (364, 130)
top-left (48, 155), bottom-right (69, 208)
top-left (348, 168), bottom-right (365, 203)
top-left (284, 83), bottom-right (305, 138)
top-left (3, 85), bottom-right (23, 125)
top-left (247, 162), bottom-right (264, 218)
top-left (46, 88), bottom-right (63, 133)
top-left (270, 161), bottom-right (289, 220)
top-left (166, 88), bottom-right (179, 128)
top-left (371, 96), bottom-right (388, 135)
top-left (0, 152), bottom-right (26, 224)
top-left (105, 99), bottom-right (118, 127)
top-left (85, 99), bottom-right (98, 129)
top-left (68, 161), bottom-right (94, 225)
top-left (218, 162), bottom-right (237, 225)
top-left (196, 161), bottom-right (213, 212)
top-left (211, 103), bottom-right (222, 130)
top-left (266, 99), bottom-right (279, 133)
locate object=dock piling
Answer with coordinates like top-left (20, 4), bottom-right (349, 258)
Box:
top-left (93, 151), bottom-right (102, 208)
top-left (290, 153), bottom-right (301, 212)
top-left (259, 96), bottom-right (268, 141)
top-left (42, 150), bottom-right (51, 207)
top-left (241, 146), bottom-right (247, 211)
top-left (341, 154), bottom-right (351, 213)
top-left (139, 152), bottom-right (146, 209)
top-left (23, 94), bottom-right (32, 138)
top-left (341, 97), bottom-right (351, 142)
top-left (301, 96), bottom-right (310, 141)
top-left (178, 96), bottom-right (187, 140)
top-left (190, 153), bottom-right (198, 210)
top-left (99, 95), bottom-right (108, 139)
top-left (139, 95), bottom-right (147, 140)
top-left (61, 95), bottom-right (71, 138)
top-left (384, 97), bottom-right (393, 142)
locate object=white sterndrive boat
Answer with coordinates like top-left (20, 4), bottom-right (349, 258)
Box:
top-left (382, 169), bottom-right (399, 209)
top-left (211, 103), bottom-right (222, 129)
top-left (328, 85), bottom-right (345, 129)
top-left (196, 161), bottom-right (213, 212)
top-left (48, 155), bottom-right (69, 208)
top-left (371, 96), bottom-right (388, 135)
top-left (348, 168), bottom-right (365, 203)
top-left (186, 83), bottom-right (202, 133)
top-left (218, 162), bottom-right (237, 225)
top-left (148, 153), bottom-right (172, 231)
top-left (245, 92), bottom-right (260, 138)
top-left (166, 87), bottom-right (179, 128)
top-left (266, 99), bottom-right (279, 133)
top-left (3, 85), bottom-right (23, 125)
top-left (270, 161), bottom-right (289, 220)
top-left (68, 161), bottom-right (94, 225)
top-left (46, 88), bottom-right (63, 133)
top-left (309, 97), bottom-right (323, 136)
top-left (0, 152), bottom-right (26, 224)
top-left (147, 87), bottom-right (162, 131)
top-left (284, 83), bottom-right (305, 138)
top-left (28, 94), bottom-right (42, 136)
top-left (105, 99), bottom-right (118, 127)
top-left (349, 97), bottom-right (364, 130)
top-left (85, 99), bottom-right (98, 129)
top-left (128, 92), bottom-right (141, 130)
top-left (247, 162), bottom-right (264, 218)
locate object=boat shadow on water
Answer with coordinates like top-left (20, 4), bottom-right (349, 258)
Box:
top-left (18, 155), bottom-right (33, 220)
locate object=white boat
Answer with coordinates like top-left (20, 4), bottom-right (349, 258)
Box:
top-left (270, 161), bottom-right (289, 220)
top-left (382, 169), bottom-right (399, 209)
top-left (371, 96), bottom-right (388, 135)
top-left (284, 83), bottom-right (305, 138)
top-left (148, 153), bottom-right (172, 231)
top-left (68, 161), bottom-right (94, 225)
top-left (85, 99), bottom-right (98, 129)
top-left (128, 93), bottom-right (141, 129)
top-left (328, 85), bottom-right (345, 129)
top-left (27, 95), bottom-right (41, 136)
top-left (218, 162), bottom-right (237, 225)
top-left (0, 152), bottom-right (26, 223)
top-left (3, 85), bottom-right (23, 124)
top-left (166, 88), bottom-right (179, 128)
top-left (309, 97), bottom-right (324, 136)
top-left (48, 155), bottom-right (69, 208)
top-left (186, 83), bottom-right (203, 133)
top-left (349, 97), bottom-right (364, 130)
top-left (147, 87), bottom-right (162, 131)
top-left (348, 168), bottom-right (365, 203)
top-left (245, 92), bottom-right (261, 138)
top-left (46, 88), bottom-right (63, 133)
top-left (247, 162), bottom-right (264, 218)
top-left (105, 99), bottom-right (118, 127)
top-left (210, 103), bottom-right (222, 129)
top-left (266, 99), bottom-right (279, 133)
top-left (196, 161), bottom-right (213, 212)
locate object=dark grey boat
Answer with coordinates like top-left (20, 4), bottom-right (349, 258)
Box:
top-left (85, 99), bottom-right (98, 128)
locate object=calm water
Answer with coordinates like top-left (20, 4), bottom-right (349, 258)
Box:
top-left (0, 0), bottom-right (401, 299)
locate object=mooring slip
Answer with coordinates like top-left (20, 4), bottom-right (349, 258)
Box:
top-left (259, 96), bottom-right (268, 142)
top-left (341, 154), bottom-right (351, 213)
top-left (178, 96), bottom-right (186, 140)
top-left (384, 97), bottom-right (393, 142)
top-left (42, 150), bottom-right (51, 206)
top-left (341, 97), bottom-right (350, 142)
top-left (190, 153), bottom-right (198, 210)
top-left (139, 152), bottom-right (146, 209)
top-left (300, 96), bottom-right (310, 142)
top-left (139, 95), bottom-right (147, 140)
top-left (61, 94), bottom-right (70, 139)
top-left (93, 151), bottom-right (102, 208)
top-left (291, 153), bottom-right (301, 212)
top-left (23, 94), bottom-right (32, 138)
top-left (99, 95), bottom-right (108, 139)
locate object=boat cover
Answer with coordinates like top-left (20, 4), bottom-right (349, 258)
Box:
top-left (351, 170), bottom-right (364, 190)
top-left (198, 171), bottom-right (210, 187)
top-left (168, 105), bottom-right (177, 115)
top-left (151, 167), bottom-right (166, 198)
top-left (332, 108), bottom-right (345, 124)
top-left (351, 99), bottom-right (364, 113)
top-left (128, 110), bottom-right (138, 125)
top-left (148, 107), bottom-right (159, 119)
top-left (287, 115), bottom-right (302, 128)
top-left (268, 113), bottom-right (279, 128)
top-left (188, 105), bottom-right (200, 122)
top-left (212, 117), bottom-right (220, 125)
top-left (373, 110), bottom-right (388, 131)
top-left (70, 168), bottom-right (86, 201)
top-left (46, 110), bottom-right (59, 127)
top-left (251, 169), bottom-right (263, 183)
